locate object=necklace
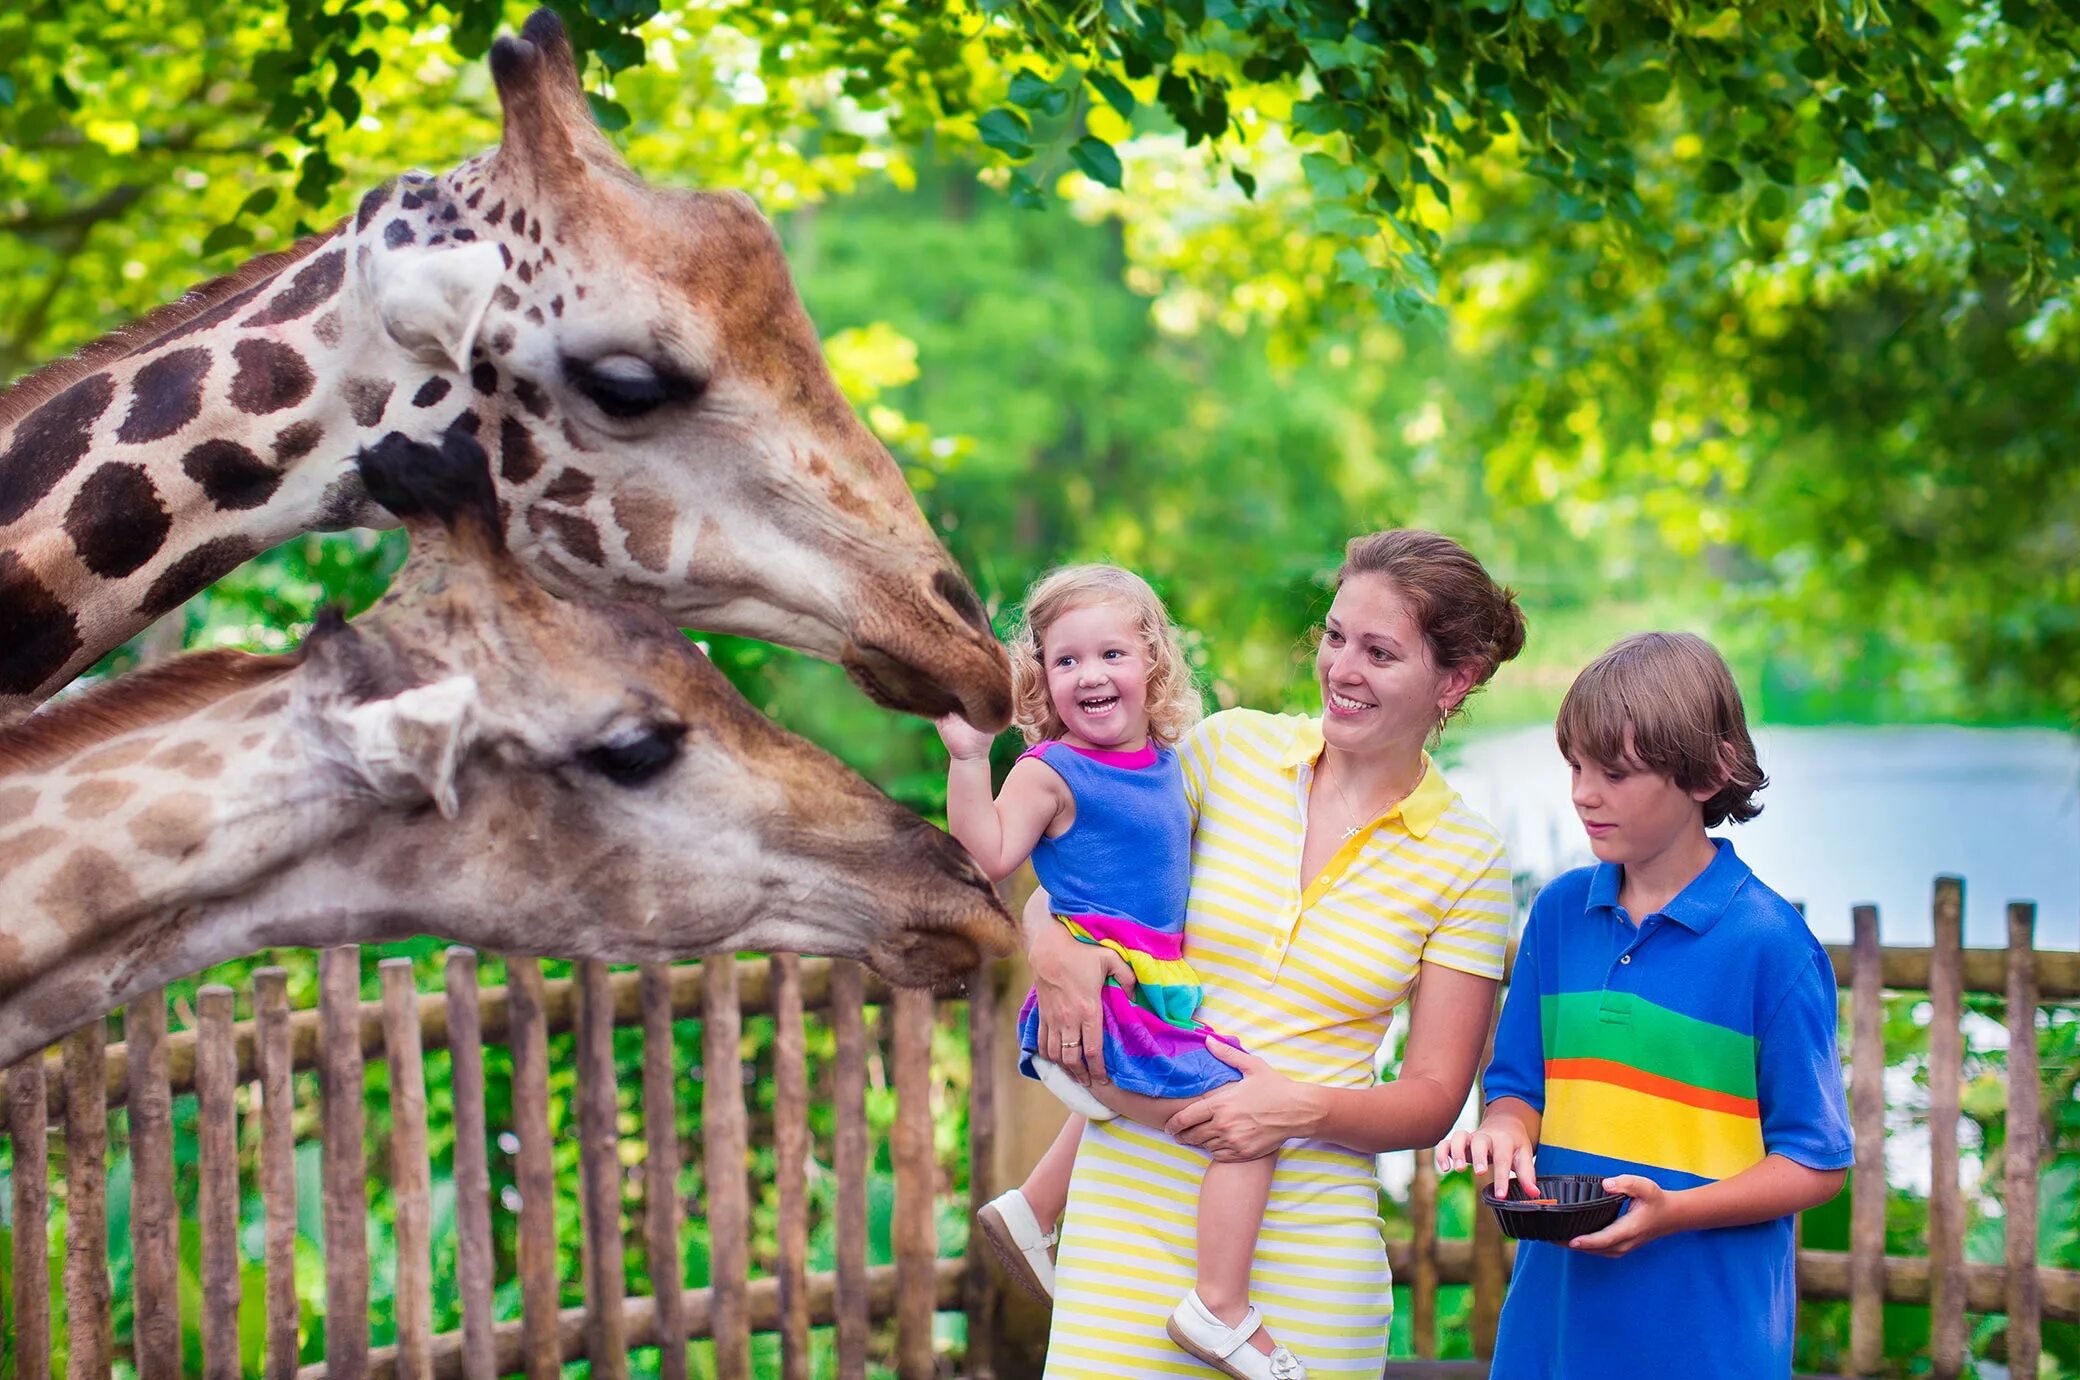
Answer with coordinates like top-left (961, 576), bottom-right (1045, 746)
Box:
top-left (1321, 755), bottom-right (1415, 840)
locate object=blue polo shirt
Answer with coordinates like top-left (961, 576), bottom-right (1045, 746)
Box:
top-left (1484, 840), bottom-right (1853, 1379)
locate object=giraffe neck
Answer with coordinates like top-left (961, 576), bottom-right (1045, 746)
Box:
top-left (0, 170), bottom-right (510, 723)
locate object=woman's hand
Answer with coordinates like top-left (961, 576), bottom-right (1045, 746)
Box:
top-left (1026, 896), bottom-right (1133, 1086)
top-left (1162, 1040), bottom-right (1320, 1162)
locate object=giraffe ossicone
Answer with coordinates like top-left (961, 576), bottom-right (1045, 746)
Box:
top-left (0, 7), bottom-right (1010, 733)
top-left (0, 431), bottom-right (1016, 1070)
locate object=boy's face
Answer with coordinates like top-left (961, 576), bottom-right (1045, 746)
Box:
top-left (1566, 734), bottom-right (1718, 867)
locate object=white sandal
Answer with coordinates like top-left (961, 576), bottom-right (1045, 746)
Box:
top-left (1166, 1290), bottom-right (1305, 1380)
top-left (976, 1188), bottom-right (1057, 1302)
top-left (1033, 1056), bottom-right (1118, 1121)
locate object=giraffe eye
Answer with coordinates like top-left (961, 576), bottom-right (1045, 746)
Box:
top-left (580, 723), bottom-right (684, 786)
top-left (566, 354), bottom-right (704, 420)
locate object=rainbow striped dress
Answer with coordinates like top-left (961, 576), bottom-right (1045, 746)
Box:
top-left (1013, 739), bottom-right (1244, 1100)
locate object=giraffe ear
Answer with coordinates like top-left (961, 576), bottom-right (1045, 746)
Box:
top-left (336, 675), bottom-right (479, 820)
top-left (368, 242), bottom-right (505, 375)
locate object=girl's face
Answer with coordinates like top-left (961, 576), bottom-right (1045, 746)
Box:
top-left (1042, 601), bottom-right (1152, 752)
top-left (1315, 574), bottom-right (1474, 758)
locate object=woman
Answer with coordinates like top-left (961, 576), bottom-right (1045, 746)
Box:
top-left (1024, 529), bottom-right (1526, 1378)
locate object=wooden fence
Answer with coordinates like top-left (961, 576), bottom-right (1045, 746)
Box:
top-left (4, 875), bottom-right (2078, 1378)
top-left (4, 949), bottom-right (1000, 1379)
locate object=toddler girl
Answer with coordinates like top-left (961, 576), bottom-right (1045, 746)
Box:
top-left (938, 564), bottom-right (1305, 1380)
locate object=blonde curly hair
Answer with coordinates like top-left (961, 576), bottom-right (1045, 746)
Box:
top-left (1007, 565), bottom-right (1203, 748)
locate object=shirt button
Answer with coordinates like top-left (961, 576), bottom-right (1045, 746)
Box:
top-left (1620, 954), bottom-right (1632, 965)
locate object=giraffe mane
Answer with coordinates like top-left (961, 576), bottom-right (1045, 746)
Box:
top-left (0, 222), bottom-right (345, 434)
top-left (0, 649), bottom-right (302, 777)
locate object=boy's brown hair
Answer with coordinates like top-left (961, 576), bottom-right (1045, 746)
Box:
top-left (1556, 631), bottom-right (1767, 827)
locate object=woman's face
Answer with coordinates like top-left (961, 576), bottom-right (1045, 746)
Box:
top-left (1315, 574), bottom-right (1474, 757)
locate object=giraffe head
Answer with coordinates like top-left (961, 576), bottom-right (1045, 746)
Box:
top-left (339, 9), bottom-right (1010, 728)
top-left (0, 431), bottom-right (1014, 1064)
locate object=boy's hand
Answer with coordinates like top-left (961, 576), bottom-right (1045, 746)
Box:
top-left (1434, 1119), bottom-right (1538, 1200)
top-left (1566, 1175), bottom-right (1671, 1257)
top-left (936, 713), bottom-right (997, 761)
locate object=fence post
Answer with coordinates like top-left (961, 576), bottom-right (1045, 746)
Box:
top-left (965, 958), bottom-right (1001, 1380)
top-left (63, 1019), bottom-right (113, 1380)
top-left (256, 967), bottom-right (300, 1380)
top-left (893, 987), bottom-right (937, 1379)
top-left (129, 989), bottom-right (181, 1380)
top-left (384, 958), bottom-right (437, 1380)
top-left (444, 948), bottom-right (498, 1380)
top-left (8, 1054), bottom-right (52, 1380)
top-left (1848, 905), bottom-right (1885, 1375)
top-left (1928, 877), bottom-right (1965, 1379)
top-left (320, 945), bottom-right (370, 1375)
top-left (576, 959), bottom-right (630, 1379)
top-left (2005, 901), bottom-right (2041, 1378)
top-left (704, 957), bottom-right (751, 1380)
top-left (197, 985), bottom-right (241, 1379)
top-left (642, 961), bottom-right (690, 1380)
top-left (507, 956), bottom-right (562, 1380)
top-left (832, 959), bottom-right (871, 1380)
top-left (772, 954), bottom-right (811, 1380)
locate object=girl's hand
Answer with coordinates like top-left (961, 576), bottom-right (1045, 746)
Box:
top-left (1565, 1176), bottom-right (1668, 1257)
top-left (1162, 1040), bottom-right (1317, 1162)
top-left (936, 713), bottom-right (997, 761)
top-left (1028, 912), bottom-right (1133, 1086)
top-left (1435, 1117), bottom-right (1539, 1200)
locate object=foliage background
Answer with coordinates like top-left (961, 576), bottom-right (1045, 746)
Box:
top-left (1, 0), bottom-right (2074, 1374)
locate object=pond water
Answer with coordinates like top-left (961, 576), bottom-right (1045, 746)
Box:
top-left (1445, 724), bottom-right (2080, 952)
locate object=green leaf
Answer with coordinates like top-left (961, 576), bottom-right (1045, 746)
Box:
top-left (1008, 71), bottom-right (1055, 110)
top-left (202, 223), bottom-right (257, 256)
top-left (51, 74), bottom-right (81, 112)
top-left (1843, 183), bottom-right (1871, 212)
top-left (329, 81), bottom-right (361, 127)
top-left (1067, 135), bottom-right (1123, 188)
top-left (1231, 165), bottom-right (1257, 199)
top-left (0, 75), bottom-right (16, 108)
top-left (1754, 185), bottom-right (1789, 220)
top-left (1088, 70), bottom-right (1135, 119)
top-left (977, 106), bottom-right (1033, 158)
top-left (586, 92), bottom-right (631, 132)
top-left (1007, 168), bottom-right (1046, 209)
top-left (1630, 66), bottom-right (1673, 104)
top-left (239, 188), bottom-right (280, 218)
top-left (1701, 159), bottom-right (1743, 194)
top-left (1794, 46), bottom-right (1830, 80)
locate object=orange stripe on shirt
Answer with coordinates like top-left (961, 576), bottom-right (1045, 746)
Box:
top-left (1544, 1056), bottom-right (1761, 1120)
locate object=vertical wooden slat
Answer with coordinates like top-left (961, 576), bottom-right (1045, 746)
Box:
top-left (892, 988), bottom-right (936, 1380)
top-left (255, 968), bottom-right (298, 1380)
top-left (197, 986), bottom-right (241, 1380)
top-left (382, 959), bottom-right (435, 1380)
top-left (576, 960), bottom-right (629, 1378)
top-left (127, 989), bottom-right (181, 1380)
top-left (963, 960), bottom-right (999, 1380)
top-left (1410, 1153), bottom-right (1439, 1359)
top-left (640, 963), bottom-right (687, 1380)
top-left (1848, 904), bottom-right (1886, 1376)
top-left (772, 955), bottom-right (810, 1380)
top-left (320, 945), bottom-right (369, 1375)
top-left (507, 957), bottom-right (561, 1380)
top-left (703, 958), bottom-right (751, 1380)
top-left (2005, 901), bottom-right (2041, 1379)
top-left (1928, 876), bottom-right (1965, 1378)
top-left (8, 1054), bottom-right (52, 1380)
top-left (63, 1019), bottom-right (113, 1380)
top-left (1468, 1006), bottom-right (1505, 1359)
top-left (831, 960), bottom-right (870, 1380)
top-left (444, 948), bottom-right (497, 1380)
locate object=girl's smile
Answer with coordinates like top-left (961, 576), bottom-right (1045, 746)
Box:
top-left (1043, 601), bottom-right (1152, 752)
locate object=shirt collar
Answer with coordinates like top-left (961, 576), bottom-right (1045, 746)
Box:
top-left (1279, 716), bottom-right (1454, 840)
top-left (1586, 837), bottom-right (1752, 933)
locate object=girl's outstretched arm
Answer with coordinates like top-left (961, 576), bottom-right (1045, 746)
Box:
top-left (937, 715), bottom-right (1069, 881)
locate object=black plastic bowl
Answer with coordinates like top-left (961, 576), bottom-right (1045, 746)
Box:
top-left (1483, 1173), bottom-right (1627, 1242)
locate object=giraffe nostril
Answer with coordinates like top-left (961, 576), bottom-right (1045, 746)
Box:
top-left (931, 569), bottom-right (990, 639)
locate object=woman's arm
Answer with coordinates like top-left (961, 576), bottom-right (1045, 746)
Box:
top-left (1024, 886), bottom-right (1134, 1084)
top-left (1166, 962), bottom-right (1498, 1159)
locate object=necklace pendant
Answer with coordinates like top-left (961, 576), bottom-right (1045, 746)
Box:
top-left (1341, 824), bottom-right (1360, 840)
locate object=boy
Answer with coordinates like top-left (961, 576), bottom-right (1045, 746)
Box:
top-left (1437, 632), bottom-right (1852, 1378)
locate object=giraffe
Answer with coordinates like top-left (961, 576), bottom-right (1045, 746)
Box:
top-left (0, 430), bottom-right (1015, 1069)
top-left (0, 7), bottom-right (1009, 732)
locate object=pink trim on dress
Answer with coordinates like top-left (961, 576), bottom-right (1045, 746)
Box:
top-left (1018, 740), bottom-right (1159, 769)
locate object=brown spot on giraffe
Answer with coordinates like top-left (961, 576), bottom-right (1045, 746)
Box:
top-left (241, 247), bottom-right (348, 327)
top-left (527, 507), bottom-right (605, 565)
top-left (67, 738), bottom-right (155, 773)
top-left (612, 490), bottom-right (675, 573)
top-left (149, 740), bottom-right (225, 778)
top-left (0, 826), bottom-right (63, 879)
top-left (343, 377), bottom-right (395, 428)
top-left (499, 416), bottom-right (543, 482)
top-left (0, 932), bottom-right (25, 990)
top-left (139, 536), bottom-right (261, 618)
top-left (180, 439), bottom-right (281, 510)
top-left (273, 420), bottom-right (326, 463)
top-left (356, 179), bottom-right (396, 231)
top-left (65, 463), bottom-right (172, 578)
top-left (228, 338), bottom-right (316, 415)
top-left (412, 378), bottom-right (453, 409)
top-left (0, 372), bottom-right (117, 526)
top-left (513, 378), bottom-right (551, 418)
top-left (63, 778), bottom-right (137, 819)
top-left (244, 688), bottom-right (291, 720)
top-left (542, 468), bottom-right (592, 505)
top-left (0, 552), bottom-right (83, 697)
top-left (0, 785), bottom-right (38, 826)
top-left (39, 846), bottom-right (142, 932)
top-left (471, 361), bottom-right (499, 395)
top-left (116, 347), bottom-right (213, 445)
top-left (312, 310), bottom-right (343, 348)
top-left (129, 792), bottom-right (212, 859)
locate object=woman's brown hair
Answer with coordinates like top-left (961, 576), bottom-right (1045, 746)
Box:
top-left (1555, 631), bottom-right (1767, 827)
top-left (1336, 529), bottom-right (1527, 728)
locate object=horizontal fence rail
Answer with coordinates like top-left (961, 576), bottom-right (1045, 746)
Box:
top-left (3, 874), bottom-right (2075, 1378)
